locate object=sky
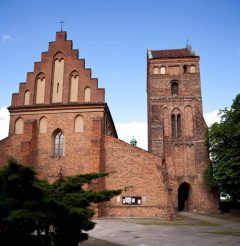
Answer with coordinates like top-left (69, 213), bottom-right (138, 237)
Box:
top-left (0, 0), bottom-right (239, 149)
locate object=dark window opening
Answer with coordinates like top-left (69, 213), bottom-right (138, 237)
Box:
top-left (172, 114), bottom-right (176, 138)
top-left (57, 83), bottom-right (59, 93)
top-left (54, 131), bottom-right (64, 157)
top-left (171, 82), bottom-right (179, 96)
top-left (172, 114), bottom-right (181, 138)
top-left (183, 65), bottom-right (188, 73)
top-left (177, 114), bottom-right (181, 137)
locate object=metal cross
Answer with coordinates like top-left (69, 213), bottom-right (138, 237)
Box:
top-left (59, 20), bottom-right (65, 32)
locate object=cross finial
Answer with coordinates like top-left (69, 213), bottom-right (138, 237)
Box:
top-left (59, 20), bottom-right (65, 32)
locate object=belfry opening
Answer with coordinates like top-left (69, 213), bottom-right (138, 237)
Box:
top-left (178, 182), bottom-right (191, 211)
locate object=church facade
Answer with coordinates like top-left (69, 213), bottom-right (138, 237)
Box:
top-left (0, 32), bottom-right (218, 218)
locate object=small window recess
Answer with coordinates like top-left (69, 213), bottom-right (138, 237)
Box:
top-left (183, 65), bottom-right (188, 73)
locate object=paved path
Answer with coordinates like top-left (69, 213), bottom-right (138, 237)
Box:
top-left (88, 213), bottom-right (240, 246)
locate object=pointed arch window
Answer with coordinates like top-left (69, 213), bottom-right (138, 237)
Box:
top-left (172, 112), bottom-right (181, 138)
top-left (52, 129), bottom-right (64, 157)
top-left (70, 71), bottom-right (79, 102)
top-left (39, 117), bottom-right (48, 134)
top-left (36, 73), bottom-right (46, 104)
top-left (84, 87), bottom-right (91, 102)
top-left (171, 81), bottom-right (179, 96)
top-left (24, 90), bottom-right (30, 105)
top-left (15, 118), bottom-right (24, 134)
top-left (74, 115), bottom-right (84, 132)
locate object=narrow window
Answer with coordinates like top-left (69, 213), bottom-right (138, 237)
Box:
top-left (183, 65), bottom-right (188, 73)
top-left (36, 74), bottom-right (46, 104)
top-left (172, 113), bottom-right (181, 138)
top-left (172, 114), bottom-right (176, 138)
top-left (52, 54), bottom-right (64, 103)
top-left (177, 114), bottom-right (181, 137)
top-left (70, 71), bottom-right (79, 102)
top-left (53, 130), bottom-right (64, 157)
top-left (24, 90), bottom-right (30, 105)
top-left (84, 87), bottom-right (91, 102)
top-left (171, 81), bottom-right (179, 96)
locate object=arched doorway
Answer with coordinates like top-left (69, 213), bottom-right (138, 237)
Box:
top-left (178, 182), bottom-right (191, 211)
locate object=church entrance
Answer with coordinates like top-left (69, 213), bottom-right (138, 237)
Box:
top-left (178, 182), bottom-right (191, 211)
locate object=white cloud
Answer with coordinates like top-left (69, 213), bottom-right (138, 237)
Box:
top-left (203, 110), bottom-right (221, 126)
top-left (0, 109), bottom-right (221, 146)
top-left (115, 122), bottom-right (148, 150)
top-left (1, 34), bottom-right (12, 42)
top-left (115, 110), bottom-right (221, 151)
top-left (0, 107), bottom-right (10, 140)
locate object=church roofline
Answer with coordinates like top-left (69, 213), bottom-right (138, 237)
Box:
top-left (147, 46), bottom-right (199, 59)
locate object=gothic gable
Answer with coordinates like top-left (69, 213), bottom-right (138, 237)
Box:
top-left (11, 32), bottom-right (105, 107)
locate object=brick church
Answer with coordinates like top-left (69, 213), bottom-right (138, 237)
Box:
top-left (0, 32), bottom-right (218, 218)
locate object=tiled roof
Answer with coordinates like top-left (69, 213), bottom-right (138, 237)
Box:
top-left (149, 47), bottom-right (198, 59)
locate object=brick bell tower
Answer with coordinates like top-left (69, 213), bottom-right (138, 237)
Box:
top-left (147, 45), bottom-right (218, 212)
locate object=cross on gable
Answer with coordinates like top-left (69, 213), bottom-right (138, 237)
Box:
top-left (59, 20), bottom-right (65, 32)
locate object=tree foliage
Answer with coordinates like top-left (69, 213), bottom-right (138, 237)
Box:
top-left (0, 159), bottom-right (121, 246)
top-left (205, 94), bottom-right (240, 199)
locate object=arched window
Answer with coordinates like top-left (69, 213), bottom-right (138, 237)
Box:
top-left (39, 117), bottom-right (48, 134)
top-left (74, 115), bottom-right (84, 132)
top-left (171, 81), bottom-right (179, 96)
top-left (153, 67), bottom-right (159, 74)
top-left (172, 112), bottom-right (181, 138)
top-left (172, 114), bottom-right (176, 138)
top-left (160, 66), bottom-right (166, 74)
top-left (24, 90), bottom-right (30, 105)
top-left (70, 71), bottom-right (79, 102)
top-left (15, 118), bottom-right (24, 134)
top-left (52, 129), bottom-right (64, 157)
top-left (36, 73), bottom-right (46, 104)
top-left (177, 114), bottom-right (181, 137)
top-left (84, 87), bottom-right (91, 102)
top-left (52, 52), bottom-right (64, 103)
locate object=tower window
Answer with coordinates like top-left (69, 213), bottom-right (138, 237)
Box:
top-left (189, 65), bottom-right (196, 73)
top-left (160, 66), bottom-right (166, 74)
top-left (172, 113), bottom-right (181, 138)
top-left (171, 81), bottom-right (179, 96)
top-left (153, 67), bottom-right (160, 74)
top-left (183, 65), bottom-right (188, 73)
top-left (172, 114), bottom-right (176, 138)
top-left (53, 130), bottom-right (64, 157)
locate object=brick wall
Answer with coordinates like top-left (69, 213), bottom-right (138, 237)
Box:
top-left (102, 135), bottom-right (174, 218)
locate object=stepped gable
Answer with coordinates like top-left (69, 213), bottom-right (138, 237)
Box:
top-left (10, 31), bottom-right (105, 108)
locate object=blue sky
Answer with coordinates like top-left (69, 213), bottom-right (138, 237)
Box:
top-left (0, 0), bottom-right (240, 148)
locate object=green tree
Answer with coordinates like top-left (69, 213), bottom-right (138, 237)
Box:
top-left (0, 160), bottom-right (121, 246)
top-left (205, 94), bottom-right (240, 200)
